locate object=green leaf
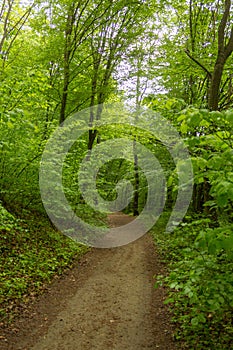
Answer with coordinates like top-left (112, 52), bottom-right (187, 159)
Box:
top-left (164, 297), bottom-right (174, 305)
top-left (191, 316), bottom-right (199, 326)
top-left (180, 121), bottom-right (188, 134)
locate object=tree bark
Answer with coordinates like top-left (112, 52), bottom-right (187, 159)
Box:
top-left (208, 0), bottom-right (233, 110)
top-left (208, 56), bottom-right (225, 110)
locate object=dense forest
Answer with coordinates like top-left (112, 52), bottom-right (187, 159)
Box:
top-left (0, 0), bottom-right (233, 348)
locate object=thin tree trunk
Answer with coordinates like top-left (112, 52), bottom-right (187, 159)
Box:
top-left (59, 4), bottom-right (75, 124)
top-left (133, 139), bottom-right (139, 216)
top-left (132, 60), bottom-right (142, 216)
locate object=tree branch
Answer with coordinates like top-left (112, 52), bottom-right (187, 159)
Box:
top-left (218, 0), bottom-right (231, 52)
top-left (184, 48), bottom-right (212, 79)
top-left (225, 25), bottom-right (233, 59)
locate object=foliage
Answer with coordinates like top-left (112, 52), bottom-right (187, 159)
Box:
top-left (0, 0), bottom-right (233, 347)
top-left (151, 105), bottom-right (233, 349)
top-left (153, 0), bottom-right (233, 110)
top-left (0, 0), bottom-right (158, 326)
top-left (62, 122), bottom-right (174, 216)
top-left (153, 214), bottom-right (233, 349)
top-left (0, 202), bottom-right (88, 324)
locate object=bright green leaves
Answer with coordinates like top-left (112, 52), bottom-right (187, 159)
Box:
top-left (175, 108), bottom-right (233, 214)
top-left (195, 226), bottom-right (233, 255)
top-left (225, 110), bottom-right (233, 127)
top-left (211, 180), bottom-right (233, 208)
top-left (180, 120), bottom-right (188, 135)
top-left (207, 148), bottom-right (233, 210)
top-left (186, 111), bottom-right (202, 128)
top-left (153, 214), bottom-right (233, 349)
top-left (191, 157), bottom-right (207, 172)
top-left (149, 102), bottom-right (233, 349)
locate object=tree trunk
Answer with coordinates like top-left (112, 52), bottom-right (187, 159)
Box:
top-left (208, 0), bottom-right (233, 110)
top-left (186, 0), bottom-right (233, 111)
top-left (59, 67), bottom-right (69, 124)
top-left (133, 139), bottom-right (139, 216)
top-left (59, 4), bottom-right (75, 124)
top-left (208, 58), bottom-right (225, 110)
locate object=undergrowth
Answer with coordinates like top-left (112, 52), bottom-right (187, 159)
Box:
top-left (0, 202), bottom-right (89, 325)
top-left (153, 212), bottom-right (233, 350)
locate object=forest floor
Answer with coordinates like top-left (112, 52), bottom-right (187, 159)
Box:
top-left (1, 213), bottom-right (181, 350)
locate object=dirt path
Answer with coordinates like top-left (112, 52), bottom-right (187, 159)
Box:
top-left (1, 214), bottom-right (179, 350)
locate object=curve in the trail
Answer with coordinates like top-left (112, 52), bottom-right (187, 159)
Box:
top-left (1, 214), bottom-right (179, 350)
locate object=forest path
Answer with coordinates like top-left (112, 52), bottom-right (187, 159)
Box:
top-left (2, 213), bottom-right (178, 350)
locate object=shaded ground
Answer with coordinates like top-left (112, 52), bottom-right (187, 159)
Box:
top-left (1, 213), bottom-right (180, 350)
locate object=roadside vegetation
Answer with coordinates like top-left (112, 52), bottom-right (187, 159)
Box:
top-left (152, 104), bottom-right (233, 349)
top-left (0, 203), bottom-right (88, 324)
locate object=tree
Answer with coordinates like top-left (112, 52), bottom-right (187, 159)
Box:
top-left (0, 0), bottom-right (34, 66)
top-left (154, 0), bottom-right (233, 110)
top-left (87, 0), bottom-right (151, 150)
top-left (208, 0), bottom-right (233, 110)
top-left (58, 0), bottom-right (113, 125)
top-left (184, 0), bottom-right (233, 110)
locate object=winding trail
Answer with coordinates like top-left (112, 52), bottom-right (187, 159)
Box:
top-left (1, 213), bottom-right (179, 350)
